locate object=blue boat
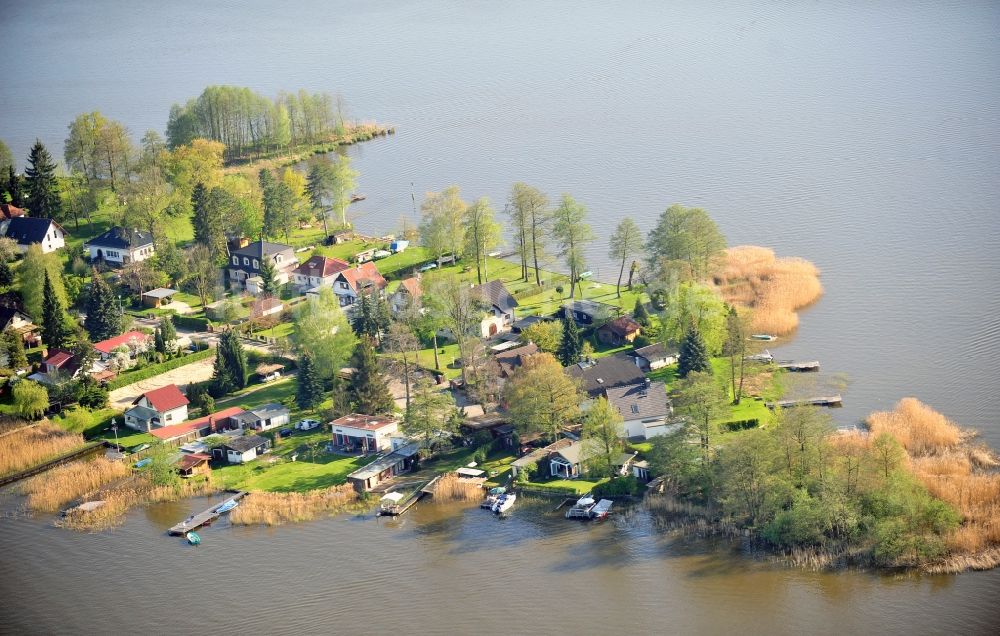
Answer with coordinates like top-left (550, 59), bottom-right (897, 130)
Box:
top-left (186, 531), bottom-right (201, 545)
top-left (215, 500), bottom-right (239, 514)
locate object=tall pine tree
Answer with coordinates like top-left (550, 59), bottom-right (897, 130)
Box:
top-left (295, 351), bottom-right (324, 410)
top-left (1, 327), bottom-right (27, 370)
top-left (24, 140), bottom-right (60, 217)
top-left (158, 315), bottom-right (177, 354)
top-left (191, 183), bottom-right (226, 260)
top-left (556, 314), bottom-right (583, 366)
top-left (347, 340), bottom-right (393, 415)
top-left (259, 257), bottom-right (279, 296)
top-left (677, 326), bottom-right (710, 378)
top-left (41, 271), bottom-right (70, 349)
top-left (0, 258), bottom-right (13, 287)
top-left (212, 329), bottom-right (248, 395)
top-left (84, 270), bottom-right (122, 342)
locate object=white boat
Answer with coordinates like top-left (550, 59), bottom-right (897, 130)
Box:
top-left (565, 495), bottom-right (597, 519)
top-left (215, 500), bottom-right (239, 514)
top-left (481, 486), bottom-right (506, 509)
top-left (492, 493), bottom-right (516, 514)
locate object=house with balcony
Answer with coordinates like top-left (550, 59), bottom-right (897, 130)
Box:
top-left (226, 240), bottom-right (296, 293)
top-left (124, 384), bottom-right (190, 432)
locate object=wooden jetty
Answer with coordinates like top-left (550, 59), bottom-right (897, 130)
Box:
top-left (167, 491), bottom-right (247, 535)
top-left (765, 395), bottom-right (842, 409)
top-left (775, 360), bottom-right (820, 372)
top-left (379, 476), bottom-right (440, 516)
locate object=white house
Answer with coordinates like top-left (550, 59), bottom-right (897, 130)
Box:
top-left (4, 217), bottom-right (66, 254)
top-left (472, 280), bottom-right (518, 337)
top-left (213, 435), bottom-right (270, 464)
top-left (604, 380), bottom-right (676, 440)
top-left (231, 403), bottom-right (290, 432)
top-left (633, 343), bottom-right (677, 372)
top-left (331, 262), bottom-right (387, 307)
top-left (124, 384), bottom-right (190, 432)
top-left (84, 227), bottom-right (155, 265)
top-left (292, 255), bottom-right (351, 291)
top-left (331, 413), bottom-right (398, 454)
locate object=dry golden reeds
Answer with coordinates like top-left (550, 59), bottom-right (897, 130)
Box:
top-left (715, 246), bottom-right (823, 335)
top-left (0, 423), bottom-right (84, 476)
top-left (20, 457), bottom-right (130, 513)
top-left (432, 473), bottom-right (485, 503)
top-left (229, 484), bottom-right (359, 526)
top-left (866, 398), bottom-right (961, 455)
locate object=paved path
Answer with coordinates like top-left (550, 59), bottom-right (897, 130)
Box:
top-left (108, 357), bottom-right (217, 411)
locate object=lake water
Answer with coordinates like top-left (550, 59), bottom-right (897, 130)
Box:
top-left (2, 1), bottom-right (999, 632)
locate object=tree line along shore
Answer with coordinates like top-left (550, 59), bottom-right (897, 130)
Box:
top-left (0, 84), bottom-right (997, 574)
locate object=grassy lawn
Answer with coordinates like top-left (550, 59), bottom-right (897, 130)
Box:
top-left (526, 477), bottom-right (609, 495)
top-left (400, 342), bottom-right (463, 379)
top-left (255, 322), bottom-right (295, 339)
top-left (218, 377), bottom-right (296, 410)
top-left (229, 453), bottom-right (373, 492)
top-left (647, 358), bottom-right (774, 430)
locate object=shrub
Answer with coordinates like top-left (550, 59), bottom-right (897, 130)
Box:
top-left (723, 419), bottom-right (760, 432)
top-left (172, 315), bottom-right (211, 331)
top-left (13, 380), bottom-right (48, 419)
top-left (592, 476), bottom-right (642, 497)
top-left (555, 285), bottom-right (564, 294)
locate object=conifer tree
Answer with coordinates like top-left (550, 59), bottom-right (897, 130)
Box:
top-left (212, 329), bottom-right (247, 395)
top-left (556, 314), bottom-right (583, 366)
top-left (351, 293), bottom-right (373, 338)
top-left (1, 327), bottom-right (27, 370)
top-left (24, 140), bottom-right (61, 217)
top-left (41, 271), bottom-right (70, 349)
top-left (259, 257), bottom-right (279, 296)
top-left (347, 340), bottom-right (393, 415)
top-left (191, 183), bottom-right (226, 259)
top-left (0, 259), bottom-right (13, 287)
top-left (295, 351), bottom-right (324, 410)
top-left (158, 315), bottom-right (177, 354)
top-left (633, 298), bottom-right (651, 326)
top-left (677, 326), bottom-right (710, 378)
top-left (84, 270), bottom-right (122, 342)
top-left (154, 327), bottom-right (165, 355)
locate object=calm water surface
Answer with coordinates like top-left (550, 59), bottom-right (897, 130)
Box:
top-left (1, 1), bottom-right (999, 633)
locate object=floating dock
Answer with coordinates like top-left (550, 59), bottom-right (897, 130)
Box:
top-left (765, 395), bottom-right (842, 409)
top-left (167, 491), bottom-right (247, 535)
top-left (775, 360), bottom-right (820, 372)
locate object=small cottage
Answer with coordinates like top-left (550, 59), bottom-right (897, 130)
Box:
top-left (4, 217), bottom-right (67, 254)
top-left (141, 288), bottom-right (177, 309)
top-left (213, 435), bottom-right (270, 464)
top-left (560, 299), bottom-right (614, 326)
top-left (125, 384), bottom-right (190, 432)
top-left (389, 277), bottom-right (422, 314)
top-left (231, 403), bottom-right (290, 432)
top-left (176, 453), bottom-right (211, 477)
top-left (85, 227), bottom-right (155, 265)
top-left (0, 307), bottom-right (39, 347)
top-left (346, 440), bottom-right (421, 492)
top-left (596, 315), bottom-right (642, 346)
top-left (632, 342), bottom-right (677, 371)
top-left (604, 380), bottom-right (675, 440)
top-left (472, 280), bottom-right (518, 337)
top-left (148, 406), bottom-right (245, 445)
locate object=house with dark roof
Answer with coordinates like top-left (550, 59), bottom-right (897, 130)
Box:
top-left (632, 342), bottom-right (677, 371)
top-left (331, 262), bottom-right (387, 307)
top-left (548, 440), bottom-right (637, 479)
top-left (472, 280), bottom-right (518, 336)
top-left (84, 226), bottom-right (154, 265)
top-left (226, 240), bottom-right (296, 293)
top-left (566, 353), bottom-right (646, 398)
top-left (495, 342), bottom-right (539, 378)
top-left (212, 434), bottom-right (270, 464)
top-left (124, 384), bottom-right (190, 431)
top-left (4, 217), bottom-right (66, 254)
top-left (231, 403), bottom-right (290, 432)
top-left (604, 380), bottom-right (676, 440)
top-left (292, 255), bottom-right (351, 291)
top-left (596, 315), bottom-right (642, 346)
top-left (0, 307), bottom-right (39, 347)
top-left (560, 299), bottom-right (615, 326)
top-left (389, 277), bottom-right (423, 314)
top-left (149, 406), bottom-right (245, 445)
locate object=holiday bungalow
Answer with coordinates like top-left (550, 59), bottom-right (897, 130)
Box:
top-left (292, 255), bottom-right (351, 292)
top-left (566, 353), bottom-right (646, 398)
top-left (331, 262), bottom-right (387, 307)
top-left (148, 406), bottom-right (245, 445)
top-left (346, 440), bottom-right (421, 492)
top-left (604, 380), bottom-right (676, 440)
top-left (212, 434), bottom-right (270, 464)
top-left (124, 384), bottom-right (190, 432)
top-left (472, 280), bottom-right (518, 337)
top-left (632, 342), bottom-right (677, 371)
top-left (141, 288), bottom-right (177, 309)
top-left (560, 299), bottom-right (614, 326)
top-left (176, 453), bottom-right (211, 477)
top-left (84, 226), bottom-right (155, 265)
top-left (231, 403), bottom-right (290, 432)
top-left (4, 217), bottom-right (66, 254)
top-left (596, 315), bottom-right (642, 346)
top-left (494, 342), bottom-right (539, 378)
top-left (549, 440), bottom-right (638, 479)
top-left (226, 240), bottom-right (296, 293)
top-left (331, 413), bottom-right (398, 454)
top-left (93, 331), bottom-right (152, 362)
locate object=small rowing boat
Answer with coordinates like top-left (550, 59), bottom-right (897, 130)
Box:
top-left (186, 531), bottom-right (201, 545)
top-left (215, 500), bottom-right (239, 514)
top-left (750, 334), bottom-right (777, 341)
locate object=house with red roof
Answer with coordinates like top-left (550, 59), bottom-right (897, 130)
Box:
top-left (389, 276), bottom-right (423, 314)
top-left (0, 203), bottom-right (25, 235)
top-left (292, 255), bottom-right (351, 292)
top-left (93, 330), bottom-right (152, 363)
top-left (596, 315), bottom-right (643, 346)
top-left (124, 384), bottom-right (190, 432)
top-left (330, 262), bottom-right (387, 307)
top-left (148, 406), bottom-right (245, 445)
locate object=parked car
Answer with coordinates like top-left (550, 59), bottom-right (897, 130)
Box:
top-left (263, 371), bottom-right (282, 382)
top-left (278, 428), bottom-right (294, 438)
top-left (296, 419), bottom-right (321, 431)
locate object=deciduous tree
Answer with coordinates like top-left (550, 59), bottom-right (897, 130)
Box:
top-left (519, 320), bottom-right (562, 353)
top-left (582, 397), bottom-right (626, 478)
top-left (292, 287), bottom-right (356, 380)
top-left (608, 217), bottom-right (643, 298)
top-left (676, 371), bottom-right (728, 463)
top-left (13, 380), bottom-right (48, 419)
top-left (508, 183), bottom-right (549, 286)
top-left (463, 197), bottom-right (501, 284)
top-left (645, 204), bottom-right (726, 280)
top-left (402, 378), bottom-right (457, 452)
top-left (503, 352), bottom-right (581, 442)
top-left (551, 194), bottom-right (594, 298)
top-left (419, 186), bottom-right (467, 264)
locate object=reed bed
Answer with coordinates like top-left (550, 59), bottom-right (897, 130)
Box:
top-left (20, 458), bottom-right (130, 513)
top-left (0, 423), bottom-right (84, 476)
top-left (866, 398), bottom-right (961, 455)
top-left (715, 245), bottom-right (823, 335)
top-left (229, 484), bottom-right (359, 526)
top-left (432, 473), bottom-right (485, 502)
top-left (58, 475), bottom-right (217, 532)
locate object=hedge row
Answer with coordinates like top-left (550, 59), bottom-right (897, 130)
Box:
top-left (512, 284), bottom-right (546, 302)
top-left (172, 314), bottom-right (213, 331)
top-left (723, 418), bottom-right (760, 432)
top-left (105, 348), bottom-right (215, 390)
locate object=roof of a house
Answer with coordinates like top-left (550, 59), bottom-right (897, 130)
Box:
top-left (604, 381), bottom-right (671, 421)
top-left (0, 307), bottom-right (32, 330)
top-left (294, 255), bottom-right (351, 278)
top-left (142, 288), bottom-right (177, 299)
top-left (237, 403), bottom-right (289, 421)
top-left (397, 277), bottom-right (422, 300)
top-left (347, 441), bottom-right (422, 481)
top-left (251, 296), bottom-right (284, 316)
top-left (5, 217), bottom-right (64, 245)
top-left (567, 353), bottom-right (646, 396)
top-left (331, 413), bottom-right (397, 431)
top-left (553, 440), bottom-right (587, 465)
top-left (125, 405), bottom-right (159, 421)
top-left (149, 407), bottom-right (245, 441)
top-left (85, 226), bottom-right (153, 250)
top-left (43, 349), bottom-right (76, 369)
top-left (495, 342), bottom-right (539, 376)
top-left (474, 280), bottom-right (518, 313)
top-left (176, 453), bottom-right (211, 470)
top-left (231, 240), bottom-right (293, 260)
top-left (337, 262), bottom-right (387, 292)
top-left (563, 299), bottom-right (614, 317)
top-left (256, 363), bottom-right (284, 375)
top-left (94, 330), bottom-right (151, 354)
top-left (135, 384), bottom-right (189, 412)
top-left (634, 342), bottom-right (676, 360)
top-left (223, 434), bottom-right (268, 453)
top-left (511, 438), bottom-right (575, 468)
top-left (461, 412), bottom-right (509, 431)
top-left (0, 203), bottom-right (25, 220)
top-left (599, 315), bottom-right (642, 337)
top-left (511, 315), bottom-right (551, 331)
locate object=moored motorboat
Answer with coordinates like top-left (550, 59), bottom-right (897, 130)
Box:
top-left (492, 493), bottom-right (516, 514)
top-left (565, 495), bottom-right (597, 519)
top-left (589, 499), bottom-right (613, 520)
top-left (481, 486), bottom-right (506, 509)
